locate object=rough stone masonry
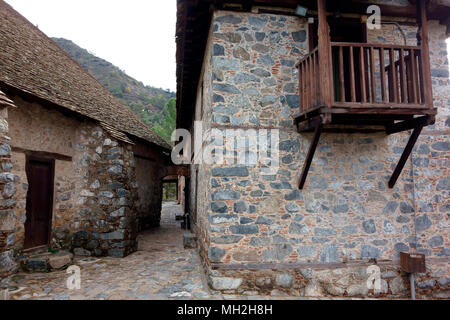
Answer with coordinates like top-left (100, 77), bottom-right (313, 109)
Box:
top-left (0, 91), bottom-right (167, 282)
top-left (0, 91), bottom-right (17, 279)
top-left (6, 96), bottom-right (167, 259)
top-left (0, 0), bottom-right (170, 282)
top-left (187, 8), bottom-right (449, 298)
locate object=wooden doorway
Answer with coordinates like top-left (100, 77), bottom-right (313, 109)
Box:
top-left (328, 18), bottom-right (367, 102)
top-left (24, 156), bottom-right (55, 249)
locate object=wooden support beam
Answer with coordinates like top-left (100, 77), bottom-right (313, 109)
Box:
top-left (242, 0), bottom-right (253, 11)
top-left (297, 114), bottom-right (324, 132)
top-left (388, 122), bottom-right (425, 188)
top-left (134, 154), bottom-right (156, 162)
top-left (317, 0), bottom-right (333, 107)
top-left (385, 115), bottom-right (433, 135)
top-left (298, 117), bottom-right (323, 190)
top-left (417, 0), bottom-right (434, 109)
top-left (165, 165), bottom-right (190, 177)
top-left (11, 146), bottom-right (72, 162)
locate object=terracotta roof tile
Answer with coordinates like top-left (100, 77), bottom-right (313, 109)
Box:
top-left (0, 0), bottom-right (170, 150)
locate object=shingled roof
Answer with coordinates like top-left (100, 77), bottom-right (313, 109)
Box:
top-left (0, 0), bottom-right (170, 150)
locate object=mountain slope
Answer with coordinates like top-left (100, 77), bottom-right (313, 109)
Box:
top-left (52, 37), bottom-right (175, 125)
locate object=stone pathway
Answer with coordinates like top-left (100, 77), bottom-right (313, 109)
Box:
top-left (8, 202), bottom-right (217, 300)
top-left (5, 203), bottom-right (340, 300)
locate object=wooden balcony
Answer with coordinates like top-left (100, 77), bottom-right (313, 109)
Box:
top-left (294, 0), bottom-right (436, 190)
top-left (296, 42), bottom-right (436, 128)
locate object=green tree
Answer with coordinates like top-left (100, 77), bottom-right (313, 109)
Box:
top-left (152, 98), bottom-right (176, 144)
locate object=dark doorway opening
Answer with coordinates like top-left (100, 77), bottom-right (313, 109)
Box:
top-left (308, 17), bottom-right (367, 102)
top-left (329, 18), bottom-right (367, 102)
top-left (24, 156), bottom-right (55, 249)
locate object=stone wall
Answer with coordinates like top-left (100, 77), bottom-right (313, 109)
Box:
top-left (133, 141), bottom-right (165, 230)
top-left (191, 10), bottom-right (449, 298)
top-left (4, 95), bottom-right (164, 261)
top-left (9, 96), bottom-right (79, 254)
top-left (0, 98), bottom-right (17, 278)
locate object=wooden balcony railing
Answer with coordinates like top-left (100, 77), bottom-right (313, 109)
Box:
top-left (297, 42), bottom-right (432, 113)
top-left (297, 47), bottom-right (319, 112)
top-left (295, 0), bottom-right (435, 191)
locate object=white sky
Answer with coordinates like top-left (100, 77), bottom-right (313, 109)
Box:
top-left (4, 1), bottom-right (450, 92)
top-left (5, 0), bottom-right (177, 92)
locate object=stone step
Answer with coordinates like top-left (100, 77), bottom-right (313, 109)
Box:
top-left (19, 250), bottom-right (73, 272)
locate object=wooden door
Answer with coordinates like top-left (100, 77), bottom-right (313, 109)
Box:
top-left (24, 157), bottom-right (54, 249)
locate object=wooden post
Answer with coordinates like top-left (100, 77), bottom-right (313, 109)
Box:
top-left (339, 46), bottom-right (345, 102)
top-left (317, 0), bottom-right (332, 107)
top-left (298, 117), bottom-right (323, 190)
top-left (379, 48), bottom-right (387, 103)
top-left (417, 0), bottom-right (433, 109)
top-left (388, 122), bottom-right (425, 188)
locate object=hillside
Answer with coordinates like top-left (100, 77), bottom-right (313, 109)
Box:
top-left (52, 37), bottom-right (175, 125)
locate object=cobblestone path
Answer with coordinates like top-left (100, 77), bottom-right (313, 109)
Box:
top-left (6, 203), bottom-right (327, 300)
top-left (8, 202), bottom-right (218, 300)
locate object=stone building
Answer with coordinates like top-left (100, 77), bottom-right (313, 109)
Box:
top-left (176, 0), bottom-right (450, 298)
top-left (0, 0), bottom-right (171, 277)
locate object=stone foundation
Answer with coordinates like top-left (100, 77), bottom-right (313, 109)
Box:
top-left (205, 260), bottom-right (450, 299)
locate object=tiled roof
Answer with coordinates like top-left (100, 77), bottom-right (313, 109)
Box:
top-left (0, 0), bottom-right (170, 150)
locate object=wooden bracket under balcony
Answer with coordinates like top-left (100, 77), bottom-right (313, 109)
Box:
top-left (296, 112), bottom-right (435, 189)
top-left (298, 116), bottom-right (323, 190)
top-left (293, 0), bottom-right (438, 189)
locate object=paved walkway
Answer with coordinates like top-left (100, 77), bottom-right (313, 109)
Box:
top-left (9, 202), bottom-right (218, 300)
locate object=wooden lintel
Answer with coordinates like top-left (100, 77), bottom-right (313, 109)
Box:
top-left (134, 154), bottom-right (156, 162)
top-left (163, 174), bottom-right (179, 183)
top-left (11, 146), bottom-right (72, 162)
top-left (385, 115), bottom-right (433, 135)
top-left (165, 165), bottom-right (190, 178)
top-left (298, 117), bottom-right (323, 190)
top-left (388, 122), bottom-right (425, 188)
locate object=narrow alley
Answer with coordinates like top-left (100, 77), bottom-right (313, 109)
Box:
top-left (8, 203), bottom-right (214, 300)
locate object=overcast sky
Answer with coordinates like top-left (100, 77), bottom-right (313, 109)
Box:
top-left (5, 0), bottom-right (177, 92)
top-left (4, 1), bottom-right (450, 92)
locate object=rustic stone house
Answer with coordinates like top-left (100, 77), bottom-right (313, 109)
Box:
top-left (176, 0), bottom-right (450, 298)
top-left (0, 0), bottom-right (171, 277)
